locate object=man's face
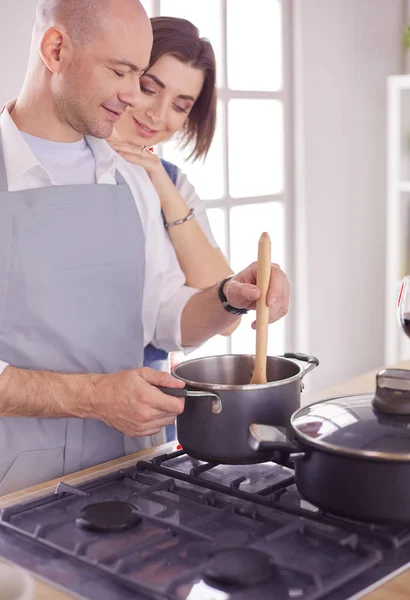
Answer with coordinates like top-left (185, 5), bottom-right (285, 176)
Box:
top-left (52, 13), bottom-right (153, 139)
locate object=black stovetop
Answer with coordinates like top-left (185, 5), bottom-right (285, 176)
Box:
top-left (1, 448), bottom-right (410, 600)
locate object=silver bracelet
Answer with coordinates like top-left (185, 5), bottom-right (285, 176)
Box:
top-left (164, 208), bottom-right (196, 229)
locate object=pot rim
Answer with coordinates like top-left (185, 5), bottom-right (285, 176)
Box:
top-left (171, 353), bottom-right (303, 391)
top-left (291, 393), bottom-right (410, 462)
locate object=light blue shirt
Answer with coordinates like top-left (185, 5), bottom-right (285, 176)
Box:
top-left (21, 132), bottom-right (96, 185)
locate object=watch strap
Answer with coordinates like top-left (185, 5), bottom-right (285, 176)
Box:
top-left (217, 276), bottom-right (249, 315)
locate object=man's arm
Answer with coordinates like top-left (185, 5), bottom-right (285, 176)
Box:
top-left (0, 261), bottom-right (289, 432)
top-left (0, 366), bottom-right (94, 418)
top-left (181, 262), bottom-right (290, 347)
top-left (0, 366), bottom-right (185, 437)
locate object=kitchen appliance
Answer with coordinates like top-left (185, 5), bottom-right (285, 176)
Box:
top-left (163, 352), bottom-right (319, 463)
top-left (1, 446), bottom-right (410, 600)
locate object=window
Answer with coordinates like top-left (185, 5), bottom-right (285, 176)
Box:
top-left (141, 0), bottom-right (292, 359)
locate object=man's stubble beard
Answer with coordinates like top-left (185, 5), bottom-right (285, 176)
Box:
top-left (53, 74), bottom-right (113, 139)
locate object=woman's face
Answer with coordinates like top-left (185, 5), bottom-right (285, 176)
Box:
top-left (113, 54), bottom-right (205, 146)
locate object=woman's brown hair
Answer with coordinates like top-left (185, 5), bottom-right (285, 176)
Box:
top-left (149, 16), bottom-right (217, 162)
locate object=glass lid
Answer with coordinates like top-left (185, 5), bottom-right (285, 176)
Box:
top-left (291, 370), bottom-right (410, 461)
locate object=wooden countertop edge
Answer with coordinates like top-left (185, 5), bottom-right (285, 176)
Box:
top-left (0, 443), bottom-right (171, 508)
top-left (3, 360), bottom-right (410, 600)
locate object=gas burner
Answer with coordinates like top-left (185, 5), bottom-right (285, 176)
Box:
top-left (204, 547), bottom-right (273, 587)
top-left (1, 451), bottom-right (410, 600)
top-left (213, 530), bottom-right (250, 547)
top-left (75, 501), bottom-right (142, 533)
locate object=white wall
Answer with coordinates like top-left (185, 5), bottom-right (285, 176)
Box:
top-left (293, 0), bottom-right (404, 391)
top-left (0, 0), bottom-right (34, 106)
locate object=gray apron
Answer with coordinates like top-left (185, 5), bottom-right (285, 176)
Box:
top-left (0, 132), bottom-right (164, 495)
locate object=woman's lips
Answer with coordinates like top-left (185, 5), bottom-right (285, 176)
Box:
top-left (133, 118), bottom-right (158, 139)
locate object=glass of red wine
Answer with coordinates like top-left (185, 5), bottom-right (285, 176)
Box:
top-left (398, 276), bottom-right (410, 337)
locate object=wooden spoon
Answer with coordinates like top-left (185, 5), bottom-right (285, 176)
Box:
top-left (250, 232), bottom-right (271, 384)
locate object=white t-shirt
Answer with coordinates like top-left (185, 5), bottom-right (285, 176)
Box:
top-left (21, 132), bottom-right (96, 185)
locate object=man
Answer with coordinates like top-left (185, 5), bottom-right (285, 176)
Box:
top-left (0, 0), bottom-right (290, 495)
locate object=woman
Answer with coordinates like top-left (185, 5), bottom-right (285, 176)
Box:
top-left (109, 16), bottom-right (236, 376)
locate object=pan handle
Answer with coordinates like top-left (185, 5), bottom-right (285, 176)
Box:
top-left (283, 353), bottom-right (319, 379)
top-left (156, 386), bottom-right (223, 415)
top-left (156, 386), bottom-right (187, 398)
top-left (248, 424), bottom-right (303, 467)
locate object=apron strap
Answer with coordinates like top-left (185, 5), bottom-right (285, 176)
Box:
top-left (0, 130), bottom-right (9, 192)
top-left (114, 170), bottom-right (127, 185)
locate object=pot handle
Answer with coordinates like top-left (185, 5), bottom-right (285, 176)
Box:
top-left (372, 369), bottom-right (410, 415)
top-left (156, 386), bottom-right (223, 415)
top-left (248, 424), bottom-right (302, 467)
top-left (283, 352), bottom-right (319, 379)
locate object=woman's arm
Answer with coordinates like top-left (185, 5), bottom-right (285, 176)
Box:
top-left (109, 141), bottom-right (232, 287)
top-left (108, 141), bottom-right (238, 334)
top-left (153, 169), bottom-right (233, 289)
top-left (149, 170), bottom-right (239, 336)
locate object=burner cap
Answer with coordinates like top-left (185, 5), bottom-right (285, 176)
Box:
top-left (76, 501), bottom-right (142, 533)
top-left (204, 547), bottom-right (272, 587)
top-left (214, 530), bottom-right (249, 547)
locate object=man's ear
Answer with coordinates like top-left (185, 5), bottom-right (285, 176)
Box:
top-left (39, 27), bottom-right (73, 74)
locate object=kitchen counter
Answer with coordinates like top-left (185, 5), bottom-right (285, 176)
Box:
top-left (2, 359), bottom-right (410, 600)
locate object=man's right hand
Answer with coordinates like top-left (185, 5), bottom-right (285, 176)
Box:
top-left (90, 367), bottom-right (186, 437)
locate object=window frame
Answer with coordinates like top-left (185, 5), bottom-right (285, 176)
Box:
top-left (148, 0), bottom-right (295, 354)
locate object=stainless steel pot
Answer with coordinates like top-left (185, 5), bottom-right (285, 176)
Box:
top-left (161, 352), bottom-right (319, 464)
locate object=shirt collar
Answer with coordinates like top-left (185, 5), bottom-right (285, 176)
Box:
top-left (0, 100), bottom-right (119, 187)
top-left (85, 135), bottom-right (118, 182)
top-left (0, 100), bottom-right (45, 188)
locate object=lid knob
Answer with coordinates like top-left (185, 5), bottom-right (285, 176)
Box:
top-left (372, 369), bottom-right (410, 415)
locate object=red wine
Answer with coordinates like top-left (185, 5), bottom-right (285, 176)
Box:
top-left (401, 313), bottom-right (410, 337)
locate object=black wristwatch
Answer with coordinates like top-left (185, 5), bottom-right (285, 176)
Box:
top-left (217, 276), bottom-right (249, 315)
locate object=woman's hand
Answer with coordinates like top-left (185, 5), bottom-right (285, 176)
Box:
top-left (107, 138), bottom-right (169, 185)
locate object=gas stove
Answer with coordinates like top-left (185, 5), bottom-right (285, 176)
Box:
top-left (1, 449), bottom-right (410, 600)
